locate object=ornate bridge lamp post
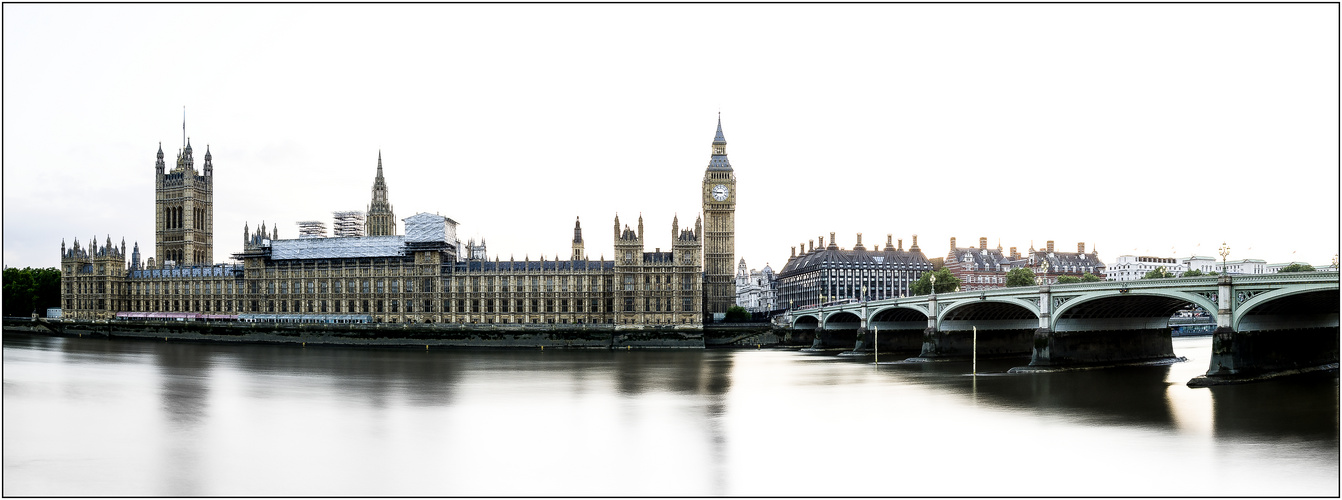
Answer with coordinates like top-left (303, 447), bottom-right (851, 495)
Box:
top-left (1035, 260), bottom-right (1050, 286)
top-left (1218, 242), bottom-right (1230, 275)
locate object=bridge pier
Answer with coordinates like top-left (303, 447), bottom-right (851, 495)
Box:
top-left (1188, 326), bottom-right (1339, 386)
top-left (1025, 327), bottom-right (1178, 368)
top-left (850, 326), bottom-right (870, 352)
top-left (917, 327), bottom-right (1033, 360)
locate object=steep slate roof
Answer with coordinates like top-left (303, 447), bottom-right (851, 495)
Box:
top-left (948, 246), bottom-right (1018, 272)
top-left (1029, 249), bottom-right (1105, 272)
top-left (778, 245), bottom-right (931, 278)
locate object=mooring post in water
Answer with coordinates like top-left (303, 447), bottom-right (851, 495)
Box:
top-left (972, 326), bottom-right (977, 376)
top-left (874, 327), bottom-right (879, 365)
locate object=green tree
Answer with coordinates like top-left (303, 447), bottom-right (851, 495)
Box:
top-left (1181, 269), bottom-right (1205, 277)
top-left (724, 305), bottom-right (750, 322)
top-left (1055, 275), bottom-right (1081, 284)
top-left (1080, 273), bottom-right (1102, 282)
top-left (1277, 263), bottom-right (1315, 273)
top-left (1141, 266), bottom-right (1172, 279)
top-left (911, 268), bottom-right (961, 295)
top-left (3, 267), bottom-right (61, 317)
top-left (1004, 267), bottom-right (1036, 287)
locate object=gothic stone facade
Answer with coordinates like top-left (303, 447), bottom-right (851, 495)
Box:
top-left (59, 120), bottom-right (730, 326)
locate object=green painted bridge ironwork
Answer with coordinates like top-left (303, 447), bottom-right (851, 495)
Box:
top-left (788, 272), bottom-right (1339, 385)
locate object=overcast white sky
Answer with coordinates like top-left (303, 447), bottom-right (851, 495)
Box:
top-left (4, 4), bottom-right (1338, 273)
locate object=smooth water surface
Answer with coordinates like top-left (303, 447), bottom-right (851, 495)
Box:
top-left (4, 332), bottom-right (1337, 496)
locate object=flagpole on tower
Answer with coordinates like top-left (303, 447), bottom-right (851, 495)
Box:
top-left (182, 106), bottom-right (186, 150)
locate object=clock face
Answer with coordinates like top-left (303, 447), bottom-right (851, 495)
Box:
top-left (712, 184), bottom-right (729, 201)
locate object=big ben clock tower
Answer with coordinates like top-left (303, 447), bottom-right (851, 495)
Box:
top-left (702, 115), bottom-right (736, 319)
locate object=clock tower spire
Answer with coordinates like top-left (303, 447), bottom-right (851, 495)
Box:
top-left (702, 113), bottom-right (737, 319)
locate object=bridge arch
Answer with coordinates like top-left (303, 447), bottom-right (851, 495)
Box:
top-left (1050, 289), bottom-right (1216, 332)
top-left (937, 298), bottom-right (1039, 332)
top-left (867, 305), bottom-right (928, 332)
top-left (792, 314), bottom-right (820, 329)
top-left (1233, 285), bottom-right (1339, 332)
top-left (822, 311), bottom-right (863, 330)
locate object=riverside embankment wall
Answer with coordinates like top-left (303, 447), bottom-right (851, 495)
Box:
top-left (3, 318), bottom-right (704, 349)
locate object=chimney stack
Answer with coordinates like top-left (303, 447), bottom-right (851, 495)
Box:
top-left (950, 237), bottom-right (957, 251)
top-left (1047, 240), bottom-right (1055, 253)
top-left (886, 234), bottom-right (894, 251)
top-left (1078, 242), bottom-right (1085, 253)
top-left (898, 239), bottom-right (904, 251)
top-left (791, 246), bottom-right (796, 257)
top-left (980, 237), bottom-right (988, 249)
top-left (855, 233), bottom-right (863, 247)
top-left (1010, 247), bottom-right (1019, 259)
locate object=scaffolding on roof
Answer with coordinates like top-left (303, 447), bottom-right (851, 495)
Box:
top-left (270, 235), bottom-right (406, 260)
top-left (297, 220), bottom-right (327, 238)
top-left (332, 210), bottom-right (366, 237)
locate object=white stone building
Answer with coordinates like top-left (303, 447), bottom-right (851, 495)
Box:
top-left (735, 258), bottom-right (778, 314)
top-left (1104, 255), bottom-right (1184, 281)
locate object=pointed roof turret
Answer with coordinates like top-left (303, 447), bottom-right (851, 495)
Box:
top-left (573, 216), bottom-right (583, 244)
top-left (707, 114), bottom-right (732, 171)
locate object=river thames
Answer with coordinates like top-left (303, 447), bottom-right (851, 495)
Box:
top-left (4, 331), bottom-right (1336, 496)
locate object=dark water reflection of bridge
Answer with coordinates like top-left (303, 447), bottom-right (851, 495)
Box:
top-left (822, 348), bottom-right (1338, 443)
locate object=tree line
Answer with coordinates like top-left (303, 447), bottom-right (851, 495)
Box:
top-left (3, 267), bottom-right (61, 317)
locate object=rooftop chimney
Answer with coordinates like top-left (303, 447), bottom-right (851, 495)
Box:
top-left (898, 238), bottom-right (904, 251)
top-left (885, 234), bottom-right (894, 251)
top-left (791, 246), bottom-right (796, 257)
top-left (980, 237), bottom-right (988, 249)
top-left (1047, 240), bottom-right (1055, 253)
top-left (1010, 247), bottom-right (1019, 259)
top-left (910, 234), bottom-right (920, 252)
top-left (854, 232), bottom-right (864, 249)
top-left (1078, 242), bottom-right (1085, 253)
top-left (950, 237), bottom-right (957, 251)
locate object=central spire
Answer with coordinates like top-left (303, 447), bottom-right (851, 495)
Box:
top-left (365, 150), bottom-right (397, 236)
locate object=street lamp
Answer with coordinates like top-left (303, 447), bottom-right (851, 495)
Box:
top-left (929, 272), bottom-right (936, 295)
top-left (1219, 242), bottom-right (1230, 275)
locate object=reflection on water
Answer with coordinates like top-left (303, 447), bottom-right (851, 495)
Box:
top-left (3, 332), bottom-right (1337, 496)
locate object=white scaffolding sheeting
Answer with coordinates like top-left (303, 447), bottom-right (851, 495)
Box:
top-left (270, 236), bottom-right (406, 260)
top-left (404, 212), bottom-right (456, 243)
top-left (332, 210), bottom-right (366, 238)
top-left (297, 220), bottom-right (328, 238)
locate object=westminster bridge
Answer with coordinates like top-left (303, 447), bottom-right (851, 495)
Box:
top-left (788, 272), bottom-right (1339, 385)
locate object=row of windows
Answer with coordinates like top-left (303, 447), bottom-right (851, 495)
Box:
top-left (453, 275), bottom-right (611, 293)
top-left (105, 296), bottom-right (701, 316)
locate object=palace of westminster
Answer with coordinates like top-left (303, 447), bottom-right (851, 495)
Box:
top-left (59, 118), bottom-right (741, 326)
